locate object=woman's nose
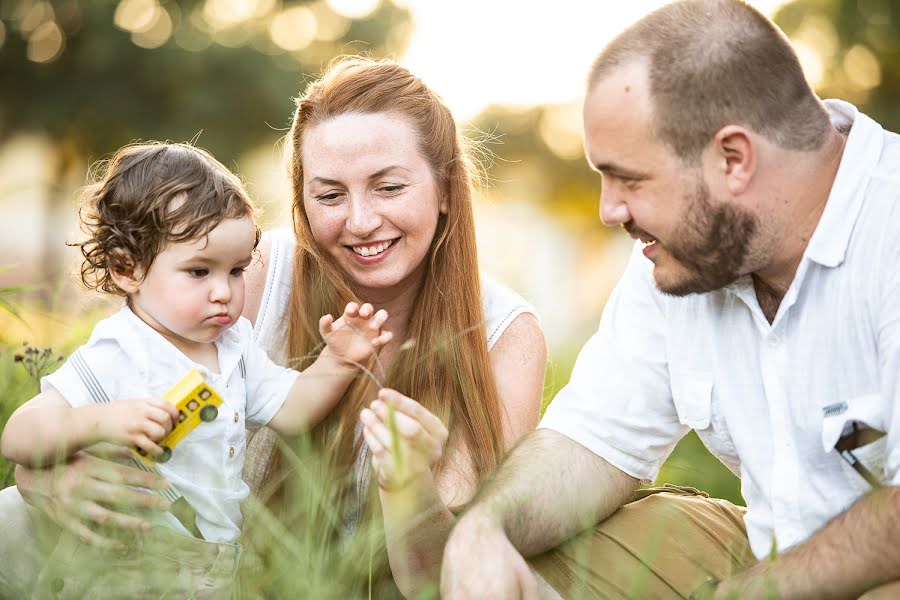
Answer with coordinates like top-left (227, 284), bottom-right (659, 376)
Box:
top-left (345, 195), bottom-right (383, 238)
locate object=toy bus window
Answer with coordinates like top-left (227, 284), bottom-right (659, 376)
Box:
top-left (199, 388), bottom-right (211, 400)
top-left (178, 411), bottom-right (188, 423)
top-left (187, 400), bottom-right (199, 412)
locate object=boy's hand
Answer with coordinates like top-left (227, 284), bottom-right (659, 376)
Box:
top-left (319, 302), bottom-right (392, 366)
top-left (92, 398), bottom-right (180, 457)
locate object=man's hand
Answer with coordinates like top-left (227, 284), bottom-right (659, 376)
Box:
top-left (16, 447), bottom-right (172, 547)
top-left (441, 509), bottom-right (539, 600)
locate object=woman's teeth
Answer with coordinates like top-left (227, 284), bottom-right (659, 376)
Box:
top-left (352, 239), bottom-right (393, 257)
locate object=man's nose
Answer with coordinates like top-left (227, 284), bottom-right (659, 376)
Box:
top-left (599, 186), bottom-right (631, 226)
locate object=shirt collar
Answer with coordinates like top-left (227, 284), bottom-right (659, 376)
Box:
top-left (111, 306), bottom-right (244, 381)
top-left (804, 99), bottom-right (884, 268)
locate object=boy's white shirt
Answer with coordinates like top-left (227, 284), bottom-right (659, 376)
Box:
top-left (41, 305), bottom-right (299, 543)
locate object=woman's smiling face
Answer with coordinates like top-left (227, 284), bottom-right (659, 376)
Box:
top-left (301, 111), bottom-right (447, 298)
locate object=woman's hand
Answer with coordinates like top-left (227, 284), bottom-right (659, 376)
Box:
top-left (15, 445), bottom-right (172, 547)
top-left (360, 388), bottom-right (449, 491)
top-left (319, 302), bottom-right (392, 367)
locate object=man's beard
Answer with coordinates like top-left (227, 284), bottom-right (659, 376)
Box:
top-left (655, 177), bottom-right (759, 297)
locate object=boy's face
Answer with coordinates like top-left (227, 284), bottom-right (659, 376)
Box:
top-left (127, 216), bottom-right (256, 354)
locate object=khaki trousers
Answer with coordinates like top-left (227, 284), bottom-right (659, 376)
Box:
top-left (531, 485), bottom-right (755, 599)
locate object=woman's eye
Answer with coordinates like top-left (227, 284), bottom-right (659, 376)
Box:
top-left (188, 268), bottom-right (208, 278)
top-left (378, 184), bottom-right (405, 195)
top-left (315, 192), bottom-right (342, 204)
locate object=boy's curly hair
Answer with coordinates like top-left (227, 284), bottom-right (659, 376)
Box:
top-left (75, 142), bottom-right (261, 296)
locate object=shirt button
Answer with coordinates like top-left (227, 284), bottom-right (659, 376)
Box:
top-left (229, 447), bottom-right (235, 458)
top-left (234, 412), bottom-right (239, 423)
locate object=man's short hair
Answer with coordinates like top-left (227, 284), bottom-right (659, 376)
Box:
top-left (588, 0), bottom-right (831, 164)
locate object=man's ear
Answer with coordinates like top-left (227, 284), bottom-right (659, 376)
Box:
top-left (709, 125), bottom-right (756, 196)
top-left (108, 253), bottom-right (143, 294)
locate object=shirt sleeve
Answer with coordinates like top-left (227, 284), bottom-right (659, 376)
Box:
top-left (242, 329), bottom-right (301, 430)
top-left (539, 243), bottom-right (687, 482)
top-left (41, 339), bottom-right (129, 408)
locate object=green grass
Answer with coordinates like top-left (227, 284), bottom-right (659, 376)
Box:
top-left (0, 302), bottom-right (743, 597)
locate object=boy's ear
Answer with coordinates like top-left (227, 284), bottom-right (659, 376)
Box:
top-left (108, 253), bottom-right (143, 294)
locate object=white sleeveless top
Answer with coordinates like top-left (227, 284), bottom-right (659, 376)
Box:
top-left (242, 229), bottom-right (537, 517)
top-left (252, 228), bottom-right (535, 362)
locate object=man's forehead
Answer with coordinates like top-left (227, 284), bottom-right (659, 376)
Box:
top-left (582, 61), bottom-right (657, 168)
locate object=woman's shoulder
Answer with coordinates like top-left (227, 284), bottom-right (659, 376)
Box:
top-left (480, 276), bottom-right (538, 351)
top-left (250, 228), bottom-right (296, 362)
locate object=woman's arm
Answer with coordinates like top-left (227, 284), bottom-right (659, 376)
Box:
top-left (369, 313), bottom-right (546, 598)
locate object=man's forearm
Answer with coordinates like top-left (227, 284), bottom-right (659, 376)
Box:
top-left (717, 486), bottom-right (900, 599)
top-left (468, 428), bottom-right (637, 556)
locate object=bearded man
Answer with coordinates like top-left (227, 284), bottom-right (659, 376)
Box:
top-left (442, 1), bottom-right (900, 598)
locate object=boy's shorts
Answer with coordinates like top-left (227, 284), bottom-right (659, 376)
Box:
top-left (33, 525), bottom-right (241, 600)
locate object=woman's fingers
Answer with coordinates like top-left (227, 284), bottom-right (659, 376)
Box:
top-left (378, 389), bottom-right (448, 440)
top-left (80, 453), bottom-right (168, 490)
top-left (370, 401), bottom-right (427, 442)
top-left (360, 408), bottom-right (394, 451)
top-left (361, 424), bottom-right (386, 456)
top-left (77, 499), bottom-right (149, 532)
top-left (87, 476), bottom-right (171, 512)
top-left (56, 510), bottom-right (121, 548)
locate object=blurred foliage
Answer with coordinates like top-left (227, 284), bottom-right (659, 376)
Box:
top-left (775, 0), bottom-right (900, 131)
top-left (0, 0), bottom-right (412, 168)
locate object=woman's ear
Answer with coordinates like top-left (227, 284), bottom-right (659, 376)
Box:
top-left (439, 193), bottom-right (449, 215)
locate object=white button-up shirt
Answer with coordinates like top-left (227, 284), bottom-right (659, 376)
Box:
top-left (43, 306), bottom-right (299, 542)
top-left (540, 100), bottom-right (900, 559)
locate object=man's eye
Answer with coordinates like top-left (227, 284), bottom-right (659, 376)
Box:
top-left (188, 268), bottom-right (208, 277)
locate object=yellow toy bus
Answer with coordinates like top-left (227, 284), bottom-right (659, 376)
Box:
top-left (131, 369), bottom-right (223, 465)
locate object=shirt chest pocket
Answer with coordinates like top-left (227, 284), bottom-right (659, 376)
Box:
top-left (820, 393), bottom-right (887, 486)
top-left (670, 371), bottom-right (713, 430)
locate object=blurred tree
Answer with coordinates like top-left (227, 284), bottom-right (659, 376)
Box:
top-left (0, 0), bottom-right (411, 285)
top-left (469, 104), bottom-right (605, 230)
top-left (774, 0), bottom-right (900, 130)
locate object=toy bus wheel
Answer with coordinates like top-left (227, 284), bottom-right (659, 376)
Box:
top-left (199, 405), bottom-right (218, 423)
top-left (157, 446), bottom-right (172, 463)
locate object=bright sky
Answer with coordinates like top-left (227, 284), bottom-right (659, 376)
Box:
top-left (399, 0), bottom-right (789, 121)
